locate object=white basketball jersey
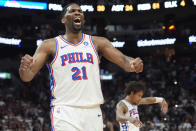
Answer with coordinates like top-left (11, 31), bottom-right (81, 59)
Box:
top-left (47, 33), bottom-right (104, 107)
top-left (119, 100), bottom-right (140, 131)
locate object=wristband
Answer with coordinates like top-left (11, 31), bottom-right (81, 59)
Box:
top-left (128, 117), bottom-right (136, 123)
top-left (155, 97), bottom-right (164, 103)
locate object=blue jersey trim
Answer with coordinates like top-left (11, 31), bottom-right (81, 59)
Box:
top-left (50, 38), bottom-right (58, 65)
top-left (47, 64), bottom-right (55, 106)
top-left (60, 33), bottom-right (84, 46)
top-left (90, 36), bottom-right (99, 57)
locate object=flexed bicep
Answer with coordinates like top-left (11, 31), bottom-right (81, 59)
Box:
top-left (31, 40), bottom-right (52, 74)
top-left (94, 37), bottom-right (127, 68)
top-left (92, 36), bottom-right (143, 73)
top-left (19, 39), bottom-right (56, 82)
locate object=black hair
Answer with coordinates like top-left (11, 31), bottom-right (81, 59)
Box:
top-left (124, 81), bottom-right (145, 95)
top-left (60, 1), bottom-right (80, 19)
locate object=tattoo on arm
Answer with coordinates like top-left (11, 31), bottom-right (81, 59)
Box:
top-left (116, 102), bottom-right (131, 122)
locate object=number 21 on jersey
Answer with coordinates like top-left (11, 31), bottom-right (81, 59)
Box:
top-left (71, 66), bottom-right (88, 80)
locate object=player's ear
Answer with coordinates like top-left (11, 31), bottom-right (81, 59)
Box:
top-left (61, 17), bottom-right (66, 24)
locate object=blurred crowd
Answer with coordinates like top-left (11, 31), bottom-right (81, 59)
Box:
top-left (0, 23), bottom-right (61, 39)
top-left (0, 47), bottom-right (196, 131)
top-left (101, 51), bottom-right (196, 131)
top-left (0, 59), bottom-right (51, 131)
top-left (0, 16), bottom-right (196, 130)
top-left (0, 21), bottom-right (192, 42)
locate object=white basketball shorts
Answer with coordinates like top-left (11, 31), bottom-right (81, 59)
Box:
top-left (50, 105), bottom-right (103, 131)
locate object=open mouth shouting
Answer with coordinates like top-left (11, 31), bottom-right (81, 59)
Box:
top-left (73, 18), bottom-right (81, 26)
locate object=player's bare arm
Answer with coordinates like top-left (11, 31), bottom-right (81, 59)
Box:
top-left (139, 97), bottom-right (157, 105)
top-left (19, 39), bottom-right (56, 82)
top-left (116, 101), bottom-right (142, 127)
top-left (92, 36), bottom-right (143, 73)
top-left (139, 97), bottom-right (168, 114)
top-left (107, 121), bottom-right (114, 131)
top-left (116, 101), bottom-right (128, 122)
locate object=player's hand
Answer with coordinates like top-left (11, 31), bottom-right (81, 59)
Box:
top-left (132, 119), bottom-right (143, 128)
top-left (130, 57), bottom-right (143, 73)
top-left (20, 54), bottom-right (34, 72)
top-left (161, 99), bottom-right (168, 114)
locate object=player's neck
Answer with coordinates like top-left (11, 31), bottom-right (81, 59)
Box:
top-left (63, 30), bottom-right (83, 44)
top-left (125, 96), bottom-right (134, 104)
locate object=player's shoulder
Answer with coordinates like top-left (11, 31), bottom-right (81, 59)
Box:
top-left (91, 36), bottom-right (111, 51)
top-left (91, 36), bottom-right (109, 43)
top-left (38, 38), bottom-right (56, 49)
top-left (40, 38), bottom-right (56, 46)
top-left (116, 100), bottom-right (128, 112)
top-left (117, 100), bottom-right (127, 108)
top-left (37, 38), bottom-right (56, 53)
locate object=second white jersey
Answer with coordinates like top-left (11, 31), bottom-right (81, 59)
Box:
top-left (119, 100), bottom-right (140, 131)
top-left (48, 33), bottom-right (104, 107)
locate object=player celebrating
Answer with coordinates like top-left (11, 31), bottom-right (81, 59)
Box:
top-left (19, 3), bottom-right (143, 131)
top-left (116, 81), bottom-right (168, 131)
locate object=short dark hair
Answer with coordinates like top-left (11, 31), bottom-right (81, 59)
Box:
top-left (60, 3), bottom-right (80, 19)
top-left (124, 81), bottom-right (145, 95)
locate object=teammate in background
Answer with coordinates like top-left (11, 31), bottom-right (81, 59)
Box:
top-left (19, 3), bottom-right (143, 131)
top-left (116, 81), bottom-right (168, 131)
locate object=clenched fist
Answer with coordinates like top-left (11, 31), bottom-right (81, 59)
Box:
top-left (130, 57), bottom-right (143, 73)
top-left (132, 118), bottom-right (143, 128)
top-left (19, 54), bottom-right (34, 72)
top-left (161, 99), bottom-right (168, 114)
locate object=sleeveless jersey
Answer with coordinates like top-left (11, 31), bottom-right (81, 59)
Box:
top-left (119, 100), bottom-right (140, 131)
top-left (47, 33), bottom-right (104, 107)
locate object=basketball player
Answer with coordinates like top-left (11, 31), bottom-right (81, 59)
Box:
top-left (116, 81), bottom-right (168, 131)
top-left (19, 3), bottom-right (143, 131)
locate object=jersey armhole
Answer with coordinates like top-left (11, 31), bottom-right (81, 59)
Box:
top-left (89, 35), bottom-right (100, 63)
top-left (50, 38), bottom-right (59, 66)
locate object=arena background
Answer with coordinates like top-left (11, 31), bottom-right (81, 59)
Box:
top-left (0, 0), bottom-right (196, 130)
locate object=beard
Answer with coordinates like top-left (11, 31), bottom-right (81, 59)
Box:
top-left (71, 23), bottom-right (84, 33)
